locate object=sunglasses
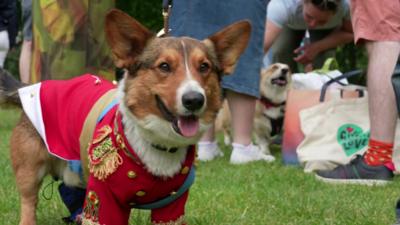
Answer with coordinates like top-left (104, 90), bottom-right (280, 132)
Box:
top-left (311, 0), bottom-right (338, 11)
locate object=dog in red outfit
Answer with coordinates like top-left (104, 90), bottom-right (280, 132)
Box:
top-left (0, 9), bottom-right (251, 225)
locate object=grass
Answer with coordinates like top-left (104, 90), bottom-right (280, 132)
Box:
top-left (1, 108), bottom-right (400, 225)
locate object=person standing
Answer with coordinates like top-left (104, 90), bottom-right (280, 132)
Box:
top-left (170, 0), bottom-right (275, 164)
top-left (316, 0), bottom-right (400, 185)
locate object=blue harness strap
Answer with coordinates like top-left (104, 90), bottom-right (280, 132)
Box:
top-left (97, 98), bottom-right (119, 123)
top-left (133, 166), bottom-right (196, 209)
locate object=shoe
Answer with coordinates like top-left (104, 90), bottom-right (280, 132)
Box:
top-left (230, 143), bottom-right (275, 164)
top-left (315, 155), bottom-right (394, 186)
top-left (197, 141), bottom-right (224, 161)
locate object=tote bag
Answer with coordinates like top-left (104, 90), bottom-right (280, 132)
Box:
top-left (297, 95), bottom-right (369, 172)
top-left (297, 93), bottom-right (400, 172)
top-left (281, 71), bottom-right (364, 165)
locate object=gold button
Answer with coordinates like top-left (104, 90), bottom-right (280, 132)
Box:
top-left (181, 166), bottom-right (189, 175)
top-left (127, 171), bottom-right (136, 179)
top-left (170, 191), bottom-right (177, 196)
top-left (129, 202), bottom-right (136, 206)
top-left (136, 190), bottom-right (146, 197)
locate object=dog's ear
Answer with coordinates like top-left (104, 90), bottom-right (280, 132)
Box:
top-left (105, 9), bottom-right (154, 68)
top-left (204, 20), bottom-right (251, 75)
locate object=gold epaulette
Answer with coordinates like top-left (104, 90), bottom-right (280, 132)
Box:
top-left (88, 125), bottom-right (123, 181)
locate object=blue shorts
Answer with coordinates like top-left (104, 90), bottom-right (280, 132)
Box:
top-left (170, 0), bottom-right (268, 98)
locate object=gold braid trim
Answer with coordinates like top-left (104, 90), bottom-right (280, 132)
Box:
top-left (89, 137), bottom-right (123, 181)
top-left (92, 126), bottom-right (112, 144)
top-left (90, 150), bottom-right (122, 181)
top-left (81, 218), bottom-right (102, 225)
top-left (152, 215), bottom-right (186, 225)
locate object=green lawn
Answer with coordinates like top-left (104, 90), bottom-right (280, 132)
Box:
top-left (1, 108), bottom-right (400, 225)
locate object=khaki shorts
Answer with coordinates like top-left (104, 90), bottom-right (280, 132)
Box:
top-left (351, 0), bottom-right (400, 43)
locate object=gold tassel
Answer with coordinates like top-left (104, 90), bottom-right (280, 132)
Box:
top-left (92, 126), bottom-right (112, 144)
top-left (90, 150), bottom-right (123, 181)
top-left (89, 137), bottom-right (123, 181)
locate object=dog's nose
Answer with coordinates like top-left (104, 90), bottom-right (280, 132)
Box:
top-left (281, 68), bottom-right (289, 75)
top-left (182, 91), bottom-right (205, 111)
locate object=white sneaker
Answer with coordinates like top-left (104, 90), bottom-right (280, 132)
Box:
top-left (197, 141), bottom-right (224, 161)
top-left (230, 143), bottom-right (275, 164)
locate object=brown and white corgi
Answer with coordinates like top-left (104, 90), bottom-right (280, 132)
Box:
top-left (215, 63), bottom-right (291, 158)
top-left (0, 9), bottom-right (251, 225)
top-left (254, 63), bottom-right (291, 155)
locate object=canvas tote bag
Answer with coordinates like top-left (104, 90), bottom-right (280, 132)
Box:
top-left (297, 93), bottom-right (369, 172)
top-left (281, 70), bottom-right (363, 165)
top-left (297, 91), bottom-right (400, 173)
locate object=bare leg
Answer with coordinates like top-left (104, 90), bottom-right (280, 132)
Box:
top-left (366, 41), bottom-right (400, 142)
top-left (225, 90), bottom-right (255, 145)
top-left (226, 90), bottom-right (275, 163)
top-left (19, 40), bottom-right (32, 84)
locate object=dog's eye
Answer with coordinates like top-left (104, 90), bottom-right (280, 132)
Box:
top-left (158, 62), bottom-right (171, 73)
top-left (199, 62), bottom-right (210, 73)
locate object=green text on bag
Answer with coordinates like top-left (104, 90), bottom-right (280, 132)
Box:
top-left (337, 124), bottom-right (370, 156)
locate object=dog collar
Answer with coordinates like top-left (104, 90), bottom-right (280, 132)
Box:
top-left (259, 97), bottom-right (285, 109)
top-left (151, 144), bottom-right (179, 153)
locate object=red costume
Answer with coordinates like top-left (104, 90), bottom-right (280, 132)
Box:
top-left (19, 75), bottom-right (195, 225)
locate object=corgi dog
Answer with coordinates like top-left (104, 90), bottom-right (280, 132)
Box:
top-left (216, 63), bottom-right (291, 157)
top-left (0, 9), bottom-right (251, 225)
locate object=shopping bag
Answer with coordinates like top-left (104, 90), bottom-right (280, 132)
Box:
top-left (297, 94), bottom-right (400, 172)
top-left (297, 95), bottom-right (369, 172)
top-left (281, 71), bottom-right (364, 165)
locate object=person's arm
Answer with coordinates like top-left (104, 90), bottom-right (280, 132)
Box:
top-left (294, 19), bottom-right (353, 64)
top-left (263, 19), bottom-right (282, 53)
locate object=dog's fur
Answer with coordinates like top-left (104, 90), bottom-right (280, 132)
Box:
top-left (0, 10), bottom-right (251, 225)
top-left (215, 63), bottom-right (291, 155)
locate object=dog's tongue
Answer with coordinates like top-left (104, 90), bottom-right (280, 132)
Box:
top-left (273, 78), bottom-right (287, 86)
top-left (178, 116), bottom-right (199, 137)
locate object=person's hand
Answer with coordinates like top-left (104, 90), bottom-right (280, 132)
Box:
top-left (293, 43), bottom-right (320, 65)
top-left (304, 63), bottom-right (313, 72)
